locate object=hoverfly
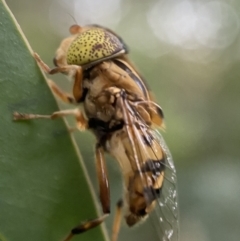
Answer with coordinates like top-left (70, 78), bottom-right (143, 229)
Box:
top-left (13, 24), bottom-right (179, 241)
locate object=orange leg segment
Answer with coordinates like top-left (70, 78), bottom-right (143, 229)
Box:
top-left (34, 53), bottom-right (84, 102)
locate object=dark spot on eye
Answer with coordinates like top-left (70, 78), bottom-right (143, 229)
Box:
top-left (92, 43), bottom-right (103, 52)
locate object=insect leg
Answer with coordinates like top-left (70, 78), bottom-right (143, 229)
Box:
top-left (62, 214), bottom-right (109, 241)
top-left (62, 145), bottom-right (110, 241)
top-left (47, 79), bottom-right (76, 104)
top-left (95, 144), bottom-right (110, 213)
top-left (13, 108), bottom-right (88, 131)
top-left (111, 199), bottom-right (123, 241)
top-left (34, 53), bottom-right (83, 102)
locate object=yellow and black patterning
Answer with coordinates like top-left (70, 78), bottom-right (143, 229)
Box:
top-left (13, 24), bottom-right (179, 241)
top-left (67, 28), bottom-right (125, 66)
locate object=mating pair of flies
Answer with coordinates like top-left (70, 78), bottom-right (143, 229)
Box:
top-left (13, 24), bottom-right (179, 241)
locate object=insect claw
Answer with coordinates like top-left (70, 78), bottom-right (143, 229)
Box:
top-left (12, 112), bottom-right (30, 121)
top-left (12, 111), bottom-right (22, 120)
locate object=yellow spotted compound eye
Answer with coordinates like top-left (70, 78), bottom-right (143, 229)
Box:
top-left (67, 28), bottom-right (125, 66)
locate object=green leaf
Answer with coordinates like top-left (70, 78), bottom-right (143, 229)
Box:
top-left (0, 1), bottom-right (107, 241)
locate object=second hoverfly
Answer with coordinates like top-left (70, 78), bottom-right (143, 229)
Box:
top-left (14, 24), bottom-right (178, 241)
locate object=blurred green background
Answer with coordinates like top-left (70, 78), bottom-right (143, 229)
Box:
top-left (5, 0), bottom-right (240, 240)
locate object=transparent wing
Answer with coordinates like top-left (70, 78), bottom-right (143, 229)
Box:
top-left (122, 96), bottom-right (179, 241)
top-left (150, 129), bottom-right (179, 241)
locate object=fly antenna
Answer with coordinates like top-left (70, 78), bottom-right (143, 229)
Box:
top-left (66, 12), bottom-right (78, 25)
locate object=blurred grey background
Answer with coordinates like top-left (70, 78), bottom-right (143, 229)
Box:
top-left (6, 0), bottom-right (240, 240)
